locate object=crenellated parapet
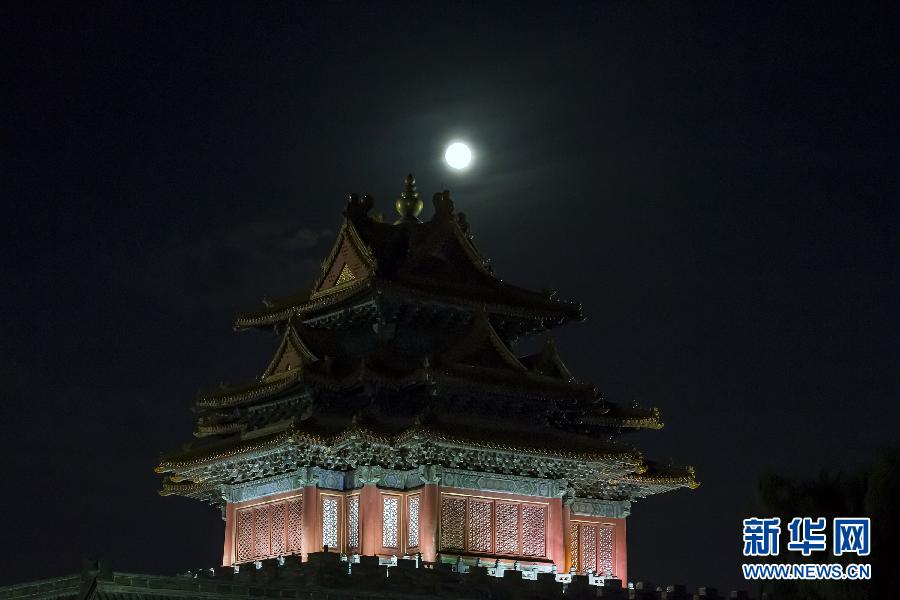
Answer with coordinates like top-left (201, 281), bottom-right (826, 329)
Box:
top-left (0, 557), bottom-right (769, 600)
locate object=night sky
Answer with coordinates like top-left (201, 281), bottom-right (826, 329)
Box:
top-left (3, 2), bottom-right (898, 591)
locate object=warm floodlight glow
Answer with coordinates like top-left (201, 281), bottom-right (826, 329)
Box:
top-left (444, 142), bottom-right (472, 169)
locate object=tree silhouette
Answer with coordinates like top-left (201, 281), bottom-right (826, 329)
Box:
top-left (753, 447), bottom-right (897, 599)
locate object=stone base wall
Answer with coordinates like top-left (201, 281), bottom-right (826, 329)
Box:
top-left (0, 557), bottom-right (765, 600)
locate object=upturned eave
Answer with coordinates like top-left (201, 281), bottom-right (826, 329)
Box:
top-left (156, 423), bottom-right (641, 474)
top-left (194, 370), bottom-right (301, 410)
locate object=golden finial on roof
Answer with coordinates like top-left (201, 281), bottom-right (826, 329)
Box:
top-left (395, 173), bottom-right (423, 222)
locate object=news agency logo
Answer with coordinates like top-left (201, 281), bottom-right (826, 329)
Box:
top-left (741, 517), bottom-right (871, 580)
top-left (832, 518), bottom-right (870, 557)
top-left (787, 517), bottom-right (827, 556)
top-left (742, 517), bottom-right (781, 557)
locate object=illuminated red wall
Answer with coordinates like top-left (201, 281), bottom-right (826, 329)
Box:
top-left (222, 484), bottom-right (627, 582)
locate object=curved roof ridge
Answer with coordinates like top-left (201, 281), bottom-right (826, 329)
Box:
top-left (194, 369), bottom-right (301, 409)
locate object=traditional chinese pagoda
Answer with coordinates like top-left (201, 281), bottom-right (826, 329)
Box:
top-left (156, 174), bottom-right (697, 582)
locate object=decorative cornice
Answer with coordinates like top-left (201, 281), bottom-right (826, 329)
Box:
top-left (440, 468), bottom-right (565, 499)
top-left (223, 466), bottom-right (449, 501)
top-left (218, 466), bottom-right (602, 505)
top-left (319, 468), bottom-right (351, 490)
top-left (158, 424), bottom-right (639, 472)
top-left (418, 464), bottom-right (442, 485)
top-left (323, 467), bottom-right (429, 491)
top-left (157, 424), bottom-right (693, 504)
top-left (224, 469), bottom-right (315, 503)
top-left (568, 498), bottom-right (631, 518)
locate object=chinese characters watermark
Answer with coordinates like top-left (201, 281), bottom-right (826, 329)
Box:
top-left (741, 516), bottom-right (871, 580)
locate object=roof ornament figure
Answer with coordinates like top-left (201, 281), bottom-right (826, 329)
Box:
top-left (394, 173), bottom-right (423, 223)
top-left (432, 190), bottom-right (454, 221)
top-left (345, 192), bottom-right (372, 219)
top-left (457, 212), bottom-right (471, 236)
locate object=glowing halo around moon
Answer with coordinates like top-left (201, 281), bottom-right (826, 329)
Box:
top-left (444, 141), bottom-right (473, 169)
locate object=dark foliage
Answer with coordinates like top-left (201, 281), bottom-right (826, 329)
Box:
top-left (755, 448), bottom-right (899, 599)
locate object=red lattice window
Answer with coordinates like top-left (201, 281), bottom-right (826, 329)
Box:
top-left (287, 497), bottom-right (303, 553)
top-left (236, 508), bottom-right (254, 562)
top-left (440, 496), bottom-right (466, 550)
top-left (234, 496), bottom-right (303, 563)
top-left (597, 525), bottom-right (615, 576)
top-left (321, 495), bottom-right (340, 550)
top-left (569, 522), bottom-right (579, 570)
top-left (581, 524), bottom-right (597, 573)
top-left (382, 495), bottom-right (400, 549)
top-left (407, 494), bottom-right (420, 549)
top-left (270, 502), bottom-right (286, 556)
top-left (254, 506), bottom-right (270, 557)
top-left (522, 504), bottom-right (546, 557)
top-left (439, 494), bottom-right (547, 558)
top-left (347, 495), bottom-right (360, 552)
top-left (496, 502), bottom-right (520, 554)
top-left (468, 500), bottom-right (493, 552)
top-left (570, 522), bottom-right (616, 576)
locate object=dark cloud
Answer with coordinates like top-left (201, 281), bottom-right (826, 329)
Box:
top-left (135, 222), bottom-right (333, 312)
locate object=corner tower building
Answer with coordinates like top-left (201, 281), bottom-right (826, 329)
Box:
top-left (156, 174), bottom-right (697, 581)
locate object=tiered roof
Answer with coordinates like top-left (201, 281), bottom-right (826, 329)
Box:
top-left (234, 177), bottom-right (582, 331)
top-left (157, 175), bottom-right (696, 502)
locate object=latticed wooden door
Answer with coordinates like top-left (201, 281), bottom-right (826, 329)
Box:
top-left (569, 521), bottom-right (615, 576)
top-left (439, 493), bottom-right (548, 558)
top-left (234, 496), bottom-right (302, 563)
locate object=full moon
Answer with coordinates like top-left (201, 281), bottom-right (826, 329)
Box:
top-left (444, 142), bottom-right (473, 169)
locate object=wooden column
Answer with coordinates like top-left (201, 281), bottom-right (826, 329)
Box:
top-left (359, 483), bottom-right (382, 556)
top-left (300, 485), bottom-right (318, 560)
top-left (547, 497), bottom-right (565, 571)
top-left (614, 517), bottom-right (627, 584)
top-left (418, 483), bottom-right (439, 562)
top-left (562, 503), bottom-right (573, 572)
top-left (221, 502), bottom-right (236, 567)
